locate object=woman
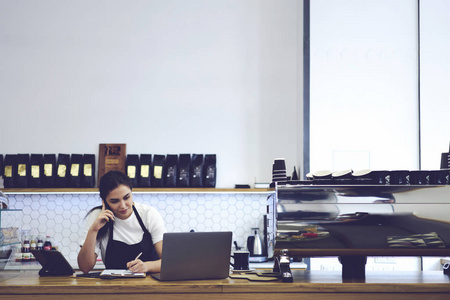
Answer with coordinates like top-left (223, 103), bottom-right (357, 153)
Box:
top-left (78, 170), bottom-right (165, 273)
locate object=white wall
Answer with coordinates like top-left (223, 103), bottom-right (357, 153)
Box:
top-left (0, 0), bottom-right (303, 188)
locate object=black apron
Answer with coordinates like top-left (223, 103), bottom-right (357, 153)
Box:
top-left (104, 205), bottom-right (159, 269)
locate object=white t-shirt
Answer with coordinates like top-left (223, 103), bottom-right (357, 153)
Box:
top-left (84, 202), bottom-right (166, 261)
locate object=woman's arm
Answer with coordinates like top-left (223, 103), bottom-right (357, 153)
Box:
top-left (77, 228), bottom-right (99, 273)
top-left (77, 203), bottom-right (115, 273)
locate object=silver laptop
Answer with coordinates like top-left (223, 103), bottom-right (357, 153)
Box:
top-left (151, 231), bottom-right (232, 281)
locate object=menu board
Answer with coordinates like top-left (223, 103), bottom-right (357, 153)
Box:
top-left (98, 144), bottom-right (126, 183)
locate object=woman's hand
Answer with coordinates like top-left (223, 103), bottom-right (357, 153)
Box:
top-left (90, 201), bottom-right (115, 232)
top-left (127, 258), bottom-right (146, 273)
top-left (127, 259), bottom-right (161, 273)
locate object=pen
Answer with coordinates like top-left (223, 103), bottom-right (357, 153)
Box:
top-left (135, 252), bottom-right (143, 260)
top-left (127, 252), bottom-right (143, 271)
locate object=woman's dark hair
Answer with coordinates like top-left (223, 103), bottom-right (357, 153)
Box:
top-left (99, 170), bottom-right (133, 201)
top-left (86, 171), bottom-right (133, 241)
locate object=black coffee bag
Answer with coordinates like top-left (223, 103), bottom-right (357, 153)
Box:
top-left (126, 154), bottom-right (139, 187)
top-left (152, 154), bottom-right (165, 187)
top-left (3, 154), bottom-right (17, 188)
top-left (164, 154), bottom-right (178, 187)
top-left (190, 154), bottom-right (203, 187)
top-left (55, 154), bottom-right (70, 188)
top-left (29, 154), bottom-right (44, 188)
top-left (177, 154), bottom-right (191, 187)
top-left (68, 154), bottom-right (83, 188)
top-left (138, 154), bottom-right (152, 187)
top-left (203, 154), bottom-right (217, 188)
top-left (42, 154), bottom-right (56, 188)
top-left (81, 154), bottom-right (96, 188)
top-left (15, 154), bottom-right (30, 188)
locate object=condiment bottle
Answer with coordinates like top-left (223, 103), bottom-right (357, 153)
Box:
top-left (43, 236), bottom-right (52, 250)
top-left (22, 235), bottom-right (31, 261)
top-left (30, 236), bottom-right (37, 261)
top-left (37, 235), bottom-right (44, 250)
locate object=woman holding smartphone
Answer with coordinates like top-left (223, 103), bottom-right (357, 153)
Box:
top-left (78, 171), bottom-right (165, 274)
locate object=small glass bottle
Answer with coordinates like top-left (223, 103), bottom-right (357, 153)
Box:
top-left (37, 235), bottom-right (44, 250)
top-left (14, 245), bottom-right (22, 262)
top-left (30, 236), bottom-right (37, 261)
top-left (43, 236), bottom-right (52, 250)
top-left (22, 235), bottom-right (31, 262)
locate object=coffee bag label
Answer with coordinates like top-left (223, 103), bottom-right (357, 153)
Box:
top-left (154, 166), bottom-right (163, 179)
top-left (141, 165), bottom-right (149, 178)
top-left (31, 165), bottom-right (40, 178)
top-left (84, 164), bottom-right (92, 176)
top-left (57, 165), bottom-right (66, 177)
top-left (71, 164), bottom-right (79, 176)
top-left (44, 164), bottom-right (53, 176)
top-left (4, 166), bottom-right (12, 177)
top-left (18, 164), bottom-right (26, 176)
top-left (128, 165), bottom-right (136, 179)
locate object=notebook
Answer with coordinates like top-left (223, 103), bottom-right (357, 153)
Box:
top-left (151, 231), bottom-right (232, 281)
top-left (100, 269), bottom-right (146, 278)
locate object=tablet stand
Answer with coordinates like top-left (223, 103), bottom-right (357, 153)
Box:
top-left (38, 261), bottom-right (74, 276)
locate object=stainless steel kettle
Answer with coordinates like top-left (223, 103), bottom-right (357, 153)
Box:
top-left (246, 228), bottom-right (263, 256)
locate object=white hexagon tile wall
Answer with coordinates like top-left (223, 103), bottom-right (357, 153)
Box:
top-left (3, 192), bottom-right (269, 267)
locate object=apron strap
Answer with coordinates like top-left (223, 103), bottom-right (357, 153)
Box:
top-left (133, 204), bottom-right (149, 234)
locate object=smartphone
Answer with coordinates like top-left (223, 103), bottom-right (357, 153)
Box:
top-left (103, 200), bottom-right (112, 211)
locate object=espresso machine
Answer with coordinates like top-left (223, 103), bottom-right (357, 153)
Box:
top-left (267, 173), bottom-right (450, 282)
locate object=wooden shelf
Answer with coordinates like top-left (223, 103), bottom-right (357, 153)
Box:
top-left (1, 188), bottom-right (272, 194)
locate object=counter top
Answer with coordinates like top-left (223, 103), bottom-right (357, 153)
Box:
top-left (0, 270), bottom-right (449, 299)
top-left (4, 261), bottom-right (307, 272)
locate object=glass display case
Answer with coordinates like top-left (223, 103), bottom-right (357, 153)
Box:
top-left (0, 208), bottom-right (21, 270)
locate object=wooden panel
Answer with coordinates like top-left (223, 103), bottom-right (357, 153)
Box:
top-left (97, 144), bottom-right (126, 181)
top-left (1, 294), bottom-right (449, 300)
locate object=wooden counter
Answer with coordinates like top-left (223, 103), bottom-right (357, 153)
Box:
top-left (1, 270), bottom-right (449, 299)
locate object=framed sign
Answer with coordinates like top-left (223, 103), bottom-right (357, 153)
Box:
top-left (98, 144), bottom-right (126, 182)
